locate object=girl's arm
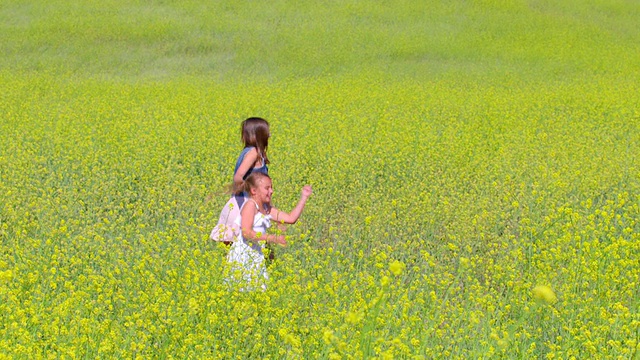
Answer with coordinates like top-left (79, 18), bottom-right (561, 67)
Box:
top-left (241, 202), bottom-right (286, 245)
top-left (233, 148), bottom-right (259, 187)
top-left (271, 186), bottom-right (313, 225)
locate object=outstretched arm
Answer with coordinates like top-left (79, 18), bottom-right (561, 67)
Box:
top-left (271, 186), bottom-right (313, 225)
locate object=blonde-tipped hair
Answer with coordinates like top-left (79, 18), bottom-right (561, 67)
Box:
top-left (242, 172), bottom-right (271, 194)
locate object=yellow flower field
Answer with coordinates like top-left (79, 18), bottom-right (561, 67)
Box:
top-left (1, 0), bottom-right (639, 358)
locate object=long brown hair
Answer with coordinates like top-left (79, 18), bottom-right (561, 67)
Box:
top-left (241, 117), bottom-right (270, 165)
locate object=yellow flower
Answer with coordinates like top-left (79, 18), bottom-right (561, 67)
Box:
top-left (346, 311), bottom-right (362, 324)
top-left (0, 270), bottom-right (12, 282)
top-left (532, 285), bottom-right (557, 304)
top-left (323, 330), bottom-right (335, 344)
top-left (389, 260), bottom-right (405, 276)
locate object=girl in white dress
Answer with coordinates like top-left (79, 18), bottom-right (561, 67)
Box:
top-left (227, 172), bottom-right (312, 290)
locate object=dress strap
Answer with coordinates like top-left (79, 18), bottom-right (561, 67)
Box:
top-left (243, 198), bottom-right (260, 212)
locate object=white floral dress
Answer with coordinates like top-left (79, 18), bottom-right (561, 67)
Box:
top-left (226, 199), bottom-right (271, 290)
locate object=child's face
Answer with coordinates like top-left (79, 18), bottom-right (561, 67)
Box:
top-left (252, 177), bottom-right (273, 204)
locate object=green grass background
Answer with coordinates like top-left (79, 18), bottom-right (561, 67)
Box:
top-left (2, 0), bottom-right (639, 81)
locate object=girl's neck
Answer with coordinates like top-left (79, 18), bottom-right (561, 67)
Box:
top-left (250, 197), bottom-right (265, 213)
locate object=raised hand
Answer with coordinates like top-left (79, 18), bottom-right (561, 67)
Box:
top-left (274, 234), bottom-right (287, 246)
top-left (301, 185), bottom-right (313, 198)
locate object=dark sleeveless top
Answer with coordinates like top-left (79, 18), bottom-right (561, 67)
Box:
top-left (234, 147), bottom-right (268, 208)
top-left (234, 147), bottom-right (268, 180)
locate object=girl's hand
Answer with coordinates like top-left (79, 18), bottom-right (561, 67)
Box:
top-left (301, 185), bottom-right (313, 198)
top-left (274, 235), bottom-right (287, 246)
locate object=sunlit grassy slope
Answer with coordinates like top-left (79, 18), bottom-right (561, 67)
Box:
top-left (2, 0), bottom-right (639, 81)
top-left (1, 0), bottom-right (639, 358)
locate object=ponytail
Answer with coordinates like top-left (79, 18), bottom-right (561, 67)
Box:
top-left (224, 178), bottom-right (244, 195)
top-left (227, 181), bottom-right (245, 195)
